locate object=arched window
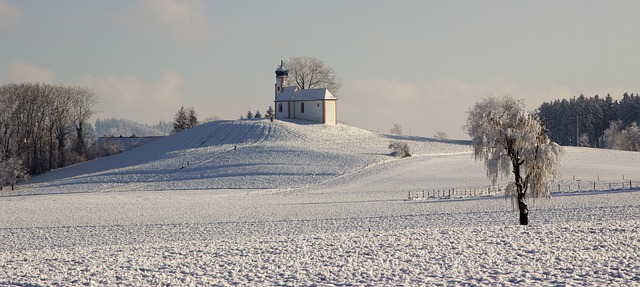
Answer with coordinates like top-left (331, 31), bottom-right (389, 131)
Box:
top-left (300, 102), bottom-right (305, 113)
top-left (278, 103), bottom-right (283, 113)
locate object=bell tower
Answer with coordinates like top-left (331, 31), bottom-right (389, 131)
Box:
top-left (275, 60), bottom-right (288, 99)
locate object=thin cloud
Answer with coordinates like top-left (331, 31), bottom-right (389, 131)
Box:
top-left (9, 62), bottom-right (54, 83)
top-left (82, 71), bottom-right (185, 123)
top-left (0, 0), bottom-right (21, 30)
top-left (116, 0), bottom-right (213, 43)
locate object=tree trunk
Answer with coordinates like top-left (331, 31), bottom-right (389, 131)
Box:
top-left (511, 149), bottom-right (529, 225)
top-left (518, 195), bottom-right (529, 225)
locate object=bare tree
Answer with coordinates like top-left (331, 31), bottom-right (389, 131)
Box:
top-left (603, 120), bottom-right (640, 151)
top-left (434, 131), bottom-right (448, 140)
top-left (390, 123), bottom-right (403, 136)
top-left (286, 56), bottom-right (342, 96)
top-left (0, 83), bottom-right (97, 177)
top-left (69, 86), bottom-right (98, 157)
top-left (465, 96), bottom-right (562, 225)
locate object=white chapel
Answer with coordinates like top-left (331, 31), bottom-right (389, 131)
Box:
top-left (273, 60), bottom-right (338, 125)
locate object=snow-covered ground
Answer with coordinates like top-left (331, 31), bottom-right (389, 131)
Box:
top-left (1, 119), bottom-right (639, 286)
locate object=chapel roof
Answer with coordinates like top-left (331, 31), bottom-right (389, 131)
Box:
top-left (275, 87), bottom-right (337, 102)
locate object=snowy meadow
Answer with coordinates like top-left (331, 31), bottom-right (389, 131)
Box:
top-left (1, 120), bottom-right (639, 286)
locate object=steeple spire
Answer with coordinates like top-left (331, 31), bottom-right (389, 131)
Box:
top-left (275, 60), bottom-right (288, 76)
top-left (275, 60), bottom-right (289, 99)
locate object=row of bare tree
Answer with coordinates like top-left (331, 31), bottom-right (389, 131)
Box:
top-left (0, 83), bottom-right (97, 178)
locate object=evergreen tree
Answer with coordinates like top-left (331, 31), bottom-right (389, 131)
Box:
top-left (265, 106), bottom-right (275, 119)
top-left (187, 107), bottom-right (199, 128)
top-left (246, 110), bottom-right (253, 119)
top-left (254, 110), bottom-right (262, 119)
top-left (172, 106), bottom-right (189, 134)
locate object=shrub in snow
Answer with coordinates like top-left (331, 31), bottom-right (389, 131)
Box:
top-left (389, 141), bottom-right (411, 158)
top-left (465, 96), bottom-right (562, 225)
top-left (0, 157), bottom-right (29, 191)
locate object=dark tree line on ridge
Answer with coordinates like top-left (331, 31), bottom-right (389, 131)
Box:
top-left (0, 83), bottom-right (97, 184)
top-left (537, 93), bottom-right (640, 150)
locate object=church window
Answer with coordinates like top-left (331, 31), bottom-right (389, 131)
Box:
top-left (301, 102), bottom-right (305, 113)
top-left (278, 104), bottom-right (283, 113)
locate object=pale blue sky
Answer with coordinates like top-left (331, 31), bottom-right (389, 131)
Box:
top-left (2, 0), bottom-right (639, 138)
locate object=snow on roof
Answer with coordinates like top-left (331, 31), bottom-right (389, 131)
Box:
top-left (275, 86), bottom-right (337, 102)
top-left (275, 86), bottom-right (297, 102)
top-left (293, 88), bottom-right (337, 101)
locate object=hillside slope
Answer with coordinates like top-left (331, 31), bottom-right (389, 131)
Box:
top-left (21, 119), bottom-right (471, 194)
top-left (17, 119), bottom-right (640, 196)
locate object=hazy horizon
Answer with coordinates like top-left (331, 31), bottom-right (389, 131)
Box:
top-left (2, 0), bottom-right (639, 139)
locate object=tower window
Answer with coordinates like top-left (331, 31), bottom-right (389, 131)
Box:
top-left (278, 104), bottom-right (283, 113)
top-left (301, 102), bottom-right (305, 113)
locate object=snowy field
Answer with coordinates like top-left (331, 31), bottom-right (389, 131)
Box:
top-left (1, 119), bottom-right (639, 286)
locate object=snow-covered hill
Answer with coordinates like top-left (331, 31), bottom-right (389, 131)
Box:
top-left (19, 118), bottom-right (640, 196)
top-left (2, 119), bottom-right (640, 286)
top-left (21, 119), bottom-right (473, 194)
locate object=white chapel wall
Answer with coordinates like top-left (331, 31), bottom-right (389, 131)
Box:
top-left (293, 100), bottom-right (323, 123)
top-left (324, 100), bottom-right (337, 125)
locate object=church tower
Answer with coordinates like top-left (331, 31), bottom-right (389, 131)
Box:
top-left (275, 60), bottom-right (288, 99)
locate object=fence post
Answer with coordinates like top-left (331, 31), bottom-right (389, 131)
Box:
top-left (593, 182), bottom-right (596, 191)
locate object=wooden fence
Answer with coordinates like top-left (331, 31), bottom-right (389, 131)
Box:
top-left (550, 180), bottom-right (640, 193)
top-left (407, 185), bottom-right (506, 200)
top-left (407, 179), bottom-right (640, 200)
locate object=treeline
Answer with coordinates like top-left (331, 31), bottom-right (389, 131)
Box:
top-left (95, 118), bottom-right (171, 137)
top-left (537, 93), bottom-right (640, 148)
top-left (0, 83), bottom-right (97, 178)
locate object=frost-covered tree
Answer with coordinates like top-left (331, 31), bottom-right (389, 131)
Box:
top-left (254, 110), bottom-right (262, 119)
top-left (69, 86), bottom-right (98, 157)
top-left (0, 83), bottom-right (97, 175)
top-left (434, 131), bottom-right (448, 140)
top-left (204, 115), bottom-right (221, 123)
top-left (286, 56), bottom-right (342, 96)
top-left (604, 121), bottom-right (640, 151)
top-left (466, 96), bottom-right (562, 225)
top-left (389, 141), bottom-right (411, 158)
top-left (390, 123), bottom-right (403, 136)
top-left (246, 110), bottom-right (253, 119)
top-left (0, 157), bottom-right (29, 191)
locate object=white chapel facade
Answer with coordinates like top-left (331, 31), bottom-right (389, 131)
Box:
top-left (274, 61), bottom-right (338, 125)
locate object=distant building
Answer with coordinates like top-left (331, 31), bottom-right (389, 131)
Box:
top-left (273, 60), bottom-right (338, 125)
